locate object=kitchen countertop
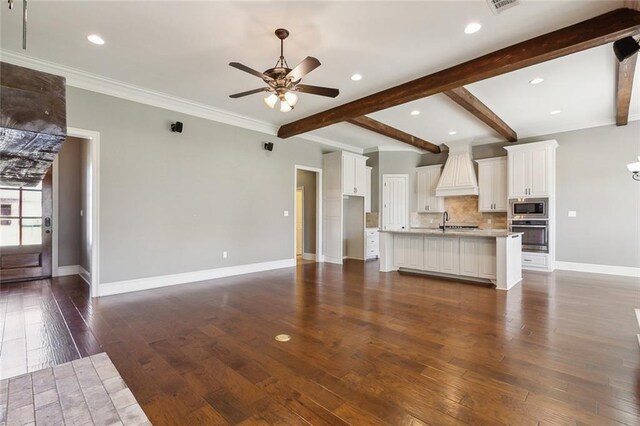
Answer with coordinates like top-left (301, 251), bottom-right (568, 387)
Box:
top-left (379, 228), bottom-right (523, 238)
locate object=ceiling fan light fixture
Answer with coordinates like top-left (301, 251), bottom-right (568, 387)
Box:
top-left (264, 93), bottom-right (278, 109)
top-left (284, 91), bottom-right (298, 106)
top-left (280, 101), bottom-right (292, 113)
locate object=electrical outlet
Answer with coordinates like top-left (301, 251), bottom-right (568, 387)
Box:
top-left (223, 251), bottom-right (228, 259)
top-left (487, 218), bottom-right (492, 224)
top-left (284, 210), bottom-right (289, 217)
top-left (568, 211), bottom-right (577, 217)
top-left (80, 209), bottom-right (83, 217)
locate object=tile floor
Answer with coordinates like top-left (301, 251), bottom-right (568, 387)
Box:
top-left (0, 352), bottom-right (149, 426)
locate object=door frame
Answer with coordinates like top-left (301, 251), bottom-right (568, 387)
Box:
top-left (52, 127), bottom-right (101, 298)
top-left (293, 165), bottom-right (323, 262)
top-left (296, 186), bottom-right (304, 257)
top-left (381, 174), bottom-right (409, 231)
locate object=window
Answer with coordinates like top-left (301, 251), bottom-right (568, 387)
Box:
top-left (0, 183), bottom-right (43, 246)
top-left (0, 204), bottom-right (11, 225)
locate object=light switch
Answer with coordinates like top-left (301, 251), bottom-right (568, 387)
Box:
top-left (284, 210), bottom-right (289, 217)
top-left (568, 211), bottom-right (577, 217)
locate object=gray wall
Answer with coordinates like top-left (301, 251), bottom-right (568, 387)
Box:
top-left (399, 122), bottom-right (640, 268)
top-left (296, 169), bottom-right (316, 254)
top-left (66, 87), bottom-right (327, 283)
top-left (80, 140), bottom-right (91, 273)
top-left (379, 151), bottom-right (424, 213)
top-left (57, 137), bottom-right (81, 267)
top-left (474, 122), bottom-right (640, 268)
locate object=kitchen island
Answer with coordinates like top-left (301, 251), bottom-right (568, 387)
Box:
top-left (379, 228), bottom-right (523, 290)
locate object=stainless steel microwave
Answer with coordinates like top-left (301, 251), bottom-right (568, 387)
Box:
top-left (509, 198), bottom-right (548, 219)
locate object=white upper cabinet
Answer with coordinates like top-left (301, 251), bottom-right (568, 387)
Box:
top-left (365, 166), bottom-right (373, 213)
top-left (416, 165), bottom-right (445, 213)
top-left (342, 153), bottom-right (367, 196)
top-left (505, 140), bottom-right (558, 198)
top-left (476, 157), bottom-right (507, 212)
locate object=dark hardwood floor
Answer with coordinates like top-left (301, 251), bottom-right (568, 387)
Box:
top-left (1, 261), bottom-right (639, 425)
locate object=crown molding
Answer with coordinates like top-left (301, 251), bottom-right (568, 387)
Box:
top-left (0, 49), bottom-right (363, 154)
top-left (363, 145), bottom-right (426, 154)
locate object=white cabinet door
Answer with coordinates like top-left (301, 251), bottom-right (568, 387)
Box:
top-left (365, 166), bottom-right (372, 213)
top-left (459, 238), bottom-right (479, 277)
top-left (393, 234), bottom-right (411, 268)
top-left (477, 162), bottom-right (494, 212)
top-left (529, 148), bottom-right (548, 197)
top-left (354, 156), bottom-right (367, 196)
top-left (416, 166), bottom-right (444, 213)
top-left (493, 159), bottom-right (508, 211)
top-left (407, 235), bottom-right (424, 270)
top-left (440, 237), bottom-right (459, 275)
top-left (477, 238), bottom-right (497, 279)
top-left (423, 236), bottom-right (440, 272)
top-left (342, 156), bottom-right (355, 195)
top-left (508, 150), bottom-right (529, 198)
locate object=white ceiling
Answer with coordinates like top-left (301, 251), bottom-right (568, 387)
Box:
top-left (1, 1), bottom-right (638, 152)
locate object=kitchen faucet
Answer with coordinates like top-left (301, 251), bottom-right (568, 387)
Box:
top-left (442, 211), bottom-right (449, 232)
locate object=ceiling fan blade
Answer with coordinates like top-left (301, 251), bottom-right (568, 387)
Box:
top-left (229, 87), bottom-right (270, 98)
top-left (229, 62), bottom-right (274, 82)
top-left (296, 84), bottom-right (339, 98)
top-left (286, 57), bottom-right (321, 82)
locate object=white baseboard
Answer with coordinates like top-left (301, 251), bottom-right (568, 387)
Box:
top-left (555, 261), bottom-right (640, 278)
top-left (56, 265), bottom-right (80, 277)
top-left (98, 258), bottom-right (296, 297)
top-left (79, 267), bottom-right (91, 286)
top-left (302, 252), bottom-right (316, 261)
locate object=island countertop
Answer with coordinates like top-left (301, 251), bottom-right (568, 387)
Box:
top-left (379, 228), bottom-right (523, 238)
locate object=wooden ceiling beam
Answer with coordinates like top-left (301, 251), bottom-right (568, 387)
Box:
top-left (616, 54), bottom-right (637, 126)
top-left (278, 8), bottom-right (640, 139)
top-left (347, 116), bottom-right (441, 153)
top-left (443, 87), bottom-right (517, 142)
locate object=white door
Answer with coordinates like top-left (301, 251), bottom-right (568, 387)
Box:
top-left (365, 166), bottom-right (372, 213)
top-left (509, 150), bottom-right (529, 198)
top-left (296, 188), bottom-right (304, 256)
top-left (382, 175), bottom-right (408, 231)
top-left (529, 148), bottom-right (548, 196)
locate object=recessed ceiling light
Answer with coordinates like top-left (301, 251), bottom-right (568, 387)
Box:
top-left (529, 77), bottom-right (544, 85)
top-left (351, 73), bottom-right (363, 81)
top-left (410, 110), bottom-right (420, 116)
top-left (87, 34), bottom-right (105, 45)
top-left (449, 131), bottom-right (457, 135)
top-left (550, 110), bottom-right (562, 115)
top-left (464, 22), bottom-right (482, 34)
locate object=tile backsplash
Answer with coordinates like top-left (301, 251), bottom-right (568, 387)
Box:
top-left (366, 212), bottom-right (379, 228)
top-left (411, 195), bottom-right (507, 229)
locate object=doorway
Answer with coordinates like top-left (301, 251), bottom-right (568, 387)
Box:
top-left (0, 170), bottom-right (53, 282)
top-left (294, 166), bottom-right (322, 264)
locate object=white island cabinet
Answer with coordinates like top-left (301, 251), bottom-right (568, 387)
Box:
top-left (379, 229), bottom-right (523, 291)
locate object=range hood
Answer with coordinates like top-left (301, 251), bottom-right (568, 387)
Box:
top-left (435, 142), bottom-right (479, 197)
top-left (0, 62), bottom-right (67, 187)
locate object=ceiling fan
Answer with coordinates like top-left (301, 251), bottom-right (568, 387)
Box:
top-left (228, 28), bottom-right (339, 112)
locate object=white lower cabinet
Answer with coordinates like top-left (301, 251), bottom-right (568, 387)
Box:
top-left (394, 234), bottom-right (424, 269)
top-left (397, 234), bottom-right (496, 280)
top-left (366, 228), bottom-right (379, 259)
top-left (423, 236), bottom-right (459, 274)
top-left (459, 238), bottom-right (479, 277)
top-left (477, 239), bottom-right (497, 279)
